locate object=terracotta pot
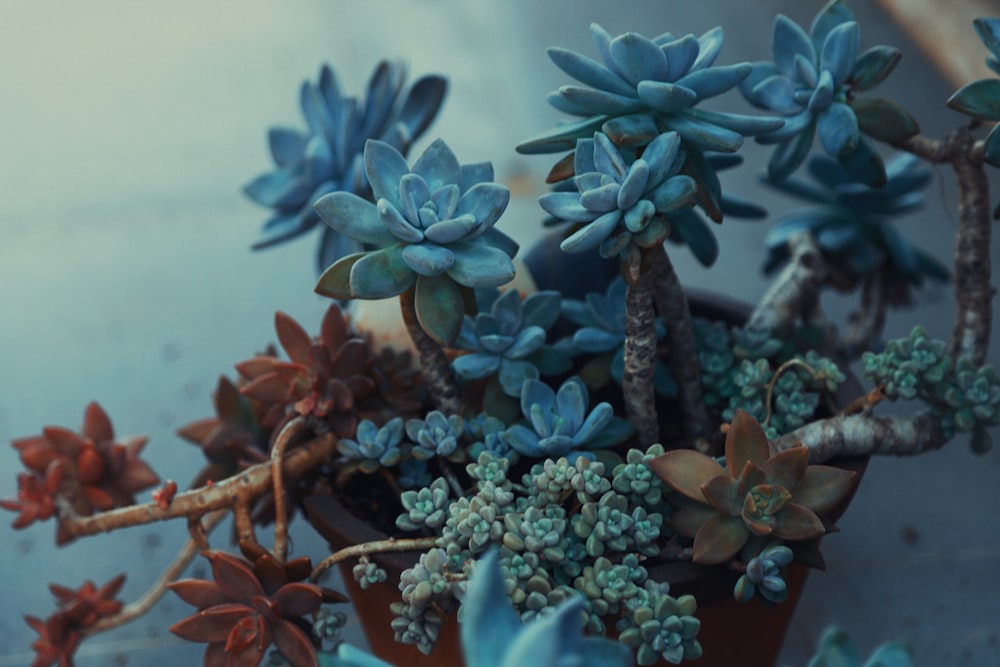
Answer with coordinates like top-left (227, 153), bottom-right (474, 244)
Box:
top-left (303, 290), bottom-right (868, 667)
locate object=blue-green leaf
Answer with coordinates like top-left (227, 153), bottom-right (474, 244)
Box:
top-left (984, 124), bottom-right (1000, 167)
top-left (350, 246), bottom-right (416, 298)
top-left (547, 47), bottom-right (635, 96)
top-left (947, 78), bottom-right (1000, 119)
top-left (415, 273), bottom-right (465, 345)
top-left (850, 45), bottom-right (902, 91)
top-left (851, 97), bottom-right (919, 143)
top-left (669, 209), bottom-right (719, 266)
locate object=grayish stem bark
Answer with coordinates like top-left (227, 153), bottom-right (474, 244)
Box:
top-left (774, 411), bottom-right (946, 463)
top-left (624, 267), bottom-right (660, 446)
top-left (399, 287), bottom-right (464, 415)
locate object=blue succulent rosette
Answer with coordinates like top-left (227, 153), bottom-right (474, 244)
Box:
top-left (762, 153), bottom-right (949, 295)
top-left (314, 138), bottom-right (518, 345)
top-left (539, 131), bottom-right (696, 259)
top-left (740, 0), bottom-right (917, 184)
top-left (519, 23), bottom-right (782, 221)
top-left (947, 18), bottom-right (1000, 171)
top-left (503, 377), bottom-right (634, 462)
top-left (245, 61), bottom-right (447, 272)
top-left (452, 289), bottom-right (571, 403)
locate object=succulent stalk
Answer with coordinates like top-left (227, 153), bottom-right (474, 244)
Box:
top-left (623, 263), bottom-right (659, 446)
top-left (399, 286), bottom-right (464, 416)
top-left (649, 245), bottom-right (710, 440)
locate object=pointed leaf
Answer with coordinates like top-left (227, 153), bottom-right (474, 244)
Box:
top-left (851, 97), bottom-right (919, 143)
top-left (692, 513), bottom-right (749, 564)
top-left (850, 46), bottom-right (901, 91)
top-left (463, 550), bottom-right (523, 667)
top-left (725, 410), bottom-right (771, 476)
top-left (314, 192), bottom-right (395, 247)
top-left (772, 15), bottom-right (817, 76)
top-left (774, 503), bottom-right (826, 540)
top-left (947, 78), bottom-right (1000, 119)
top-left (168, 579), bottom-right (229, 610)
top-left (759, 446), bottom-right (808, 492)
top-left (547, 47), bottom-right (635, 97)
top-left (414, 274), bottom-right (465, 345)
top-left (792, 465), bottom-right (857, 514)
top-left (647, 449), bottom-right (727, 502)
top-left (671, 503), bottom-right (718, 538)
top-left (700, 475), bottom-right (741, 514)
top-left (271, 619), bottom-right (319, 667)
top-left (516, 116), bottom-right (610, 155)
top-left (169, 603), bottom-right (253, 642)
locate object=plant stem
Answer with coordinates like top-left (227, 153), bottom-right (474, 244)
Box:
top-left (399, 287), bottom-right (464, 415)
top-left (773, 411), bottom-right (946, 462)
top-left (650, 246), bottom-right (709, 440)
top-left (623, 262), bottom-right (659, 446)
top-left (895, 123), bottom-right (993, 365)
top-left (57, 430), bottom-right (336, 539)
top-left (270, 417), bottom-right (307, 562)
top-left (85, 510), bottom-right (227, 635)
top-left (310, 536), bottom-right (440, 583)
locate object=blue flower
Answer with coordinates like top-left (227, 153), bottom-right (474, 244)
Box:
top-left (245, 62), bottom-right (447, 272)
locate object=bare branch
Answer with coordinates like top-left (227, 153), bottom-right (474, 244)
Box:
top-left (310, 537), bottom-right (440, 583)
top-left (774, 411), bottom-right (946, 462)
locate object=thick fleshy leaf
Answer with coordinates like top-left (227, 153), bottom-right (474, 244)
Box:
top-left (462, 550), bottom-right (523, 667)
top-left (674, 63), bottom-right (751, 101)
top-left (682, 107), bottom-right (785, 137)
top-left (169, 603), bottom-right (253, 642)
top-left (650, 175), bottom-right (697, 212)
top-left (640, 131), bottom-right (684, 186)
top-left (648, 449), bottom-right (727, 502)
top-left (363, 140), bottom-right (410, 204)
top-left (267, 127), bottom-right (307, 167)
top-left (448, 241), bottom-right (517, 288)
top-left (691, 27), bottom-right (724, 72)
top-left (397, 75), bottom-right (448, 141)
top-left (517, 116), bottom-right (609, 155)
top-left (211, 554), bottom-right (264, 603)
top-left (773, 15), bottom-right (817, 76)
top-left (820, 21), bottom-right (860, 86)
top-left (773, 503), bottom-right (825, 540)
top-left (810, 0), bottom-right (856, 53)
top-left (792, 464), bottom-right (857, 513)
top-left (410, 139), bottom-right (460, 192)
top-left (454, 182), bottom-right (511, 228)
top-left (670, 113), bottom-right (743, 152)
top-left (851, 97), bottom-right (919, 143)
top-left (817, 102), bottom-right (858, 156)
top-left (557, 86), bottom-right (645, 115)
top-left (243, 170), bottom-right (313, 209)
top-left (836, 137), bottom-right (886, 187)
top-left (401, 243), bottom-right (455, 276)
top-left (602, 112), bottom-right (660, 145)
top-left (84, 402), bottom-right (115, 443)
top-left (415, 273), bottom-right (465, 345)
top-left (272, 619), bottom-right (319, 667)
top-left (634, 80), bottom-right (697, 113)
top-left (273, 583), bottom-right (323, 617)
top-left (670, 503), bottom-right (718, 538)
top-left (692, 513), bottom-right (749, 564)
top-left (547, 47), bottom-right (635, 96)
top-left (315, 252), bottom-right (364, 299)
top-left (499, 359), bottom-right (540, 396)
top-left (560, 210), bottom-right (622, 254)
top-left (453, 353), bottom-right (502, 380)
top-left (946, 78), bottom-right (1000, 119)
top-left (499, 598), bottom-right (586, 667)
top-left (540, 191), bottom-right (598, 223)
top-left (975, 18), bottom-right (1000, 58)
top-left (668, 210), bottom-right (718, 267)
top-left (700, 474), bottom-right (741, 515)
top-left (315, 192), bottom-right (395, 247)
top-left (609, 32), bottom-right (668, 86)
top-left (274, 312), bottom-right (311, 365)
top-left (850, 45), bottom-right (901, 91)
top-left (350, 246), bottom-right (416, 299)
top-left (759, 446), bottom-right (808, 492)
top-left (750, 74), bottom-right (803, 114)
top-left (725, 410), bottom-right (771, 476)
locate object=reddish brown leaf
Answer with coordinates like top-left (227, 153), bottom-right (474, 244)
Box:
top-left (670, 503), bottom-right (717, 538)
top-left (273, 583), bottom-right (323, 618)
top-left (275, 311), bottom-right (313, 365)
top-left (83, 402), bottom-right (114, 443)
top-left (774, 504), bottom-right (826, 541)
top-left (647, 449), bottom-right (726, 502)
top-left (169, 579), bottom-right (230, 610)
top-left (693, 513), bottom-right (749, 565)
top-left (252, 554), bottom-right (288, 596)
top-left (214, 376), bottom-right (245, 424)
top-left (210, 553), bottom-right (264, 603)
top-left (724, 410), bottom-right (770, 477)
top-left (700, 475), bottom-right (740, 515)
top-left (169, 603), bottom-right (254, 642)
top-left (41, 427), bottom-right (84, 457)
top-left (320, 303), bottom-right (351, 352)
top-left (236, 357), bottom-right (280, 381)
top-left (792, 465), bottom-right (857, 514)
top-left (759, 446), bottom-right (808, 492)
top-left (76, 445), bottom-right (107, 485)
top-left (271, 618), bottom-right (318, 667)
top-left (177, 418), bottom-right (220, 445)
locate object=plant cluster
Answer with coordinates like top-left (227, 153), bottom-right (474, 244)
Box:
top-left (5, 2), bottom-right (1000, 667)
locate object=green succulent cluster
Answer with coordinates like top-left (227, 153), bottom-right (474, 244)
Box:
top-left (733, 542), bottom-right (794, 603)
top-left (383, 450), bottom-right (684, 656)
top-left (352, 557), bottom-right (389, 591)
top-left (862, 327), bottom-right (1000, 448)
top-left (617, 581), bottom-right (703, 665)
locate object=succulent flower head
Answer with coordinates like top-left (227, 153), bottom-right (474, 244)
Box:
top-left (245, 61), bottom-right (448, 272)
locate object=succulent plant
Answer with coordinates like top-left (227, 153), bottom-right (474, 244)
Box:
top-left (452, 289), bottom-right (570, 409)
top-left (169, 541), bottom-right (345, 667)
top-left (26, 574), bottom-right (126, 667)
top-left (177, 375), bottom-right (270, 489)
top-left (10, 402), bottom-right (159, 540)
top-left (351, 558), bottom-right (388, 591)
top-left (405, 410), bottom-right (465, 460)
top-left (517, 23), bottom-right (780, 157)
top-left (733, 541), bottom-right (794, 603)
top-left (503, 376), bottom-right (633, 461)
top-left (560, 276), bottom-right (675, 395)
top-left (461, 550), bottom-right (632, 667)
top-left (740, 0), bottom-right (914, 183)
top-left (1, 465), bottom-right (63, 531)
top-left (947, 18), bottom-right (1000, 169)
top-left (396, 477), bottom-right (452, 531)
top-left (617, 581), bottom-right (702, 665)
top-left (649, 409), bottom-right (856, 564)
top-left (762, 153), bottom-right (949, 294)
top-left (237, 304), bottom-right (377, 438)
top-left (245, 61), bottom-right (447, 272)
top-left (806, 626), bottom-right (914, 667)
top-left (540, 131), bottom-right (697, 259)
top-left (465, 414), bottom-right (520, 462)
top-left (336, 417), bottom-right (405, 473)
top-left (314, 138), bottom-right (518, 345)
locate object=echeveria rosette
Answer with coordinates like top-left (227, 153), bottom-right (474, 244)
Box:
top-left (947, 18), bottom-right (1000, 170)
top-left (540, 131), bottom-right (696, 261)
top-left (741, 0), bottom-right (916, 184)
top-left (504, 376), bottom-right (634, 462)
top-left (762, 153), bottom-right (949, 294)
top-left (559, 276), bottom-right (676, 396)
top-left (648, 409), bottom-right (856, 565)
top-left (315, 138), bottom-right (518, 345)
top-left (452, 290), bottom-right (571, 407)
top-left (245, 61), bottom-right (447, 272)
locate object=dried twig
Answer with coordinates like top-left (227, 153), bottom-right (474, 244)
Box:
top-left (310, 537), bottom-right (440, 583)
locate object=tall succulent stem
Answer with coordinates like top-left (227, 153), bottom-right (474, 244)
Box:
top-left (399, 286), bottom-right (464, 415)
top-left (623, 255), bottom-right (659, 446)
top-left (895, 123), bottom-right (993, 366)
top-left (650, 246), bottom-right (710, 440)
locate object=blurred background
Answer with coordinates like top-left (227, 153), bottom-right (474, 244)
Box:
top-left (0, 1), bottom-right (997, 665)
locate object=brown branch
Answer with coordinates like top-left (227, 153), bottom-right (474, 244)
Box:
top-left (58, 431), bottom-right (337, 540)
top-left (310, 537), bottom-right (440, 583)
top-left (399, 287), bottom-right (464, 416)
top-left (773, 411), bottom-right (946, 463)
top-left (623, 262), bottom-right (659, 446)
top-left (270, 418), bottom-right (308, 562)
top-left (85, 510), bottom-right (227, 635)
top-left (650, 246), bottom-right (710, 440)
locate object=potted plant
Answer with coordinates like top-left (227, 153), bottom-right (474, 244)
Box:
top-left (3, 1), bottom-right (997, 666)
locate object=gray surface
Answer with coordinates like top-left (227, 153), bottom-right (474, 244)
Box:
top-left (0, 1), bottom-right (997, 665)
